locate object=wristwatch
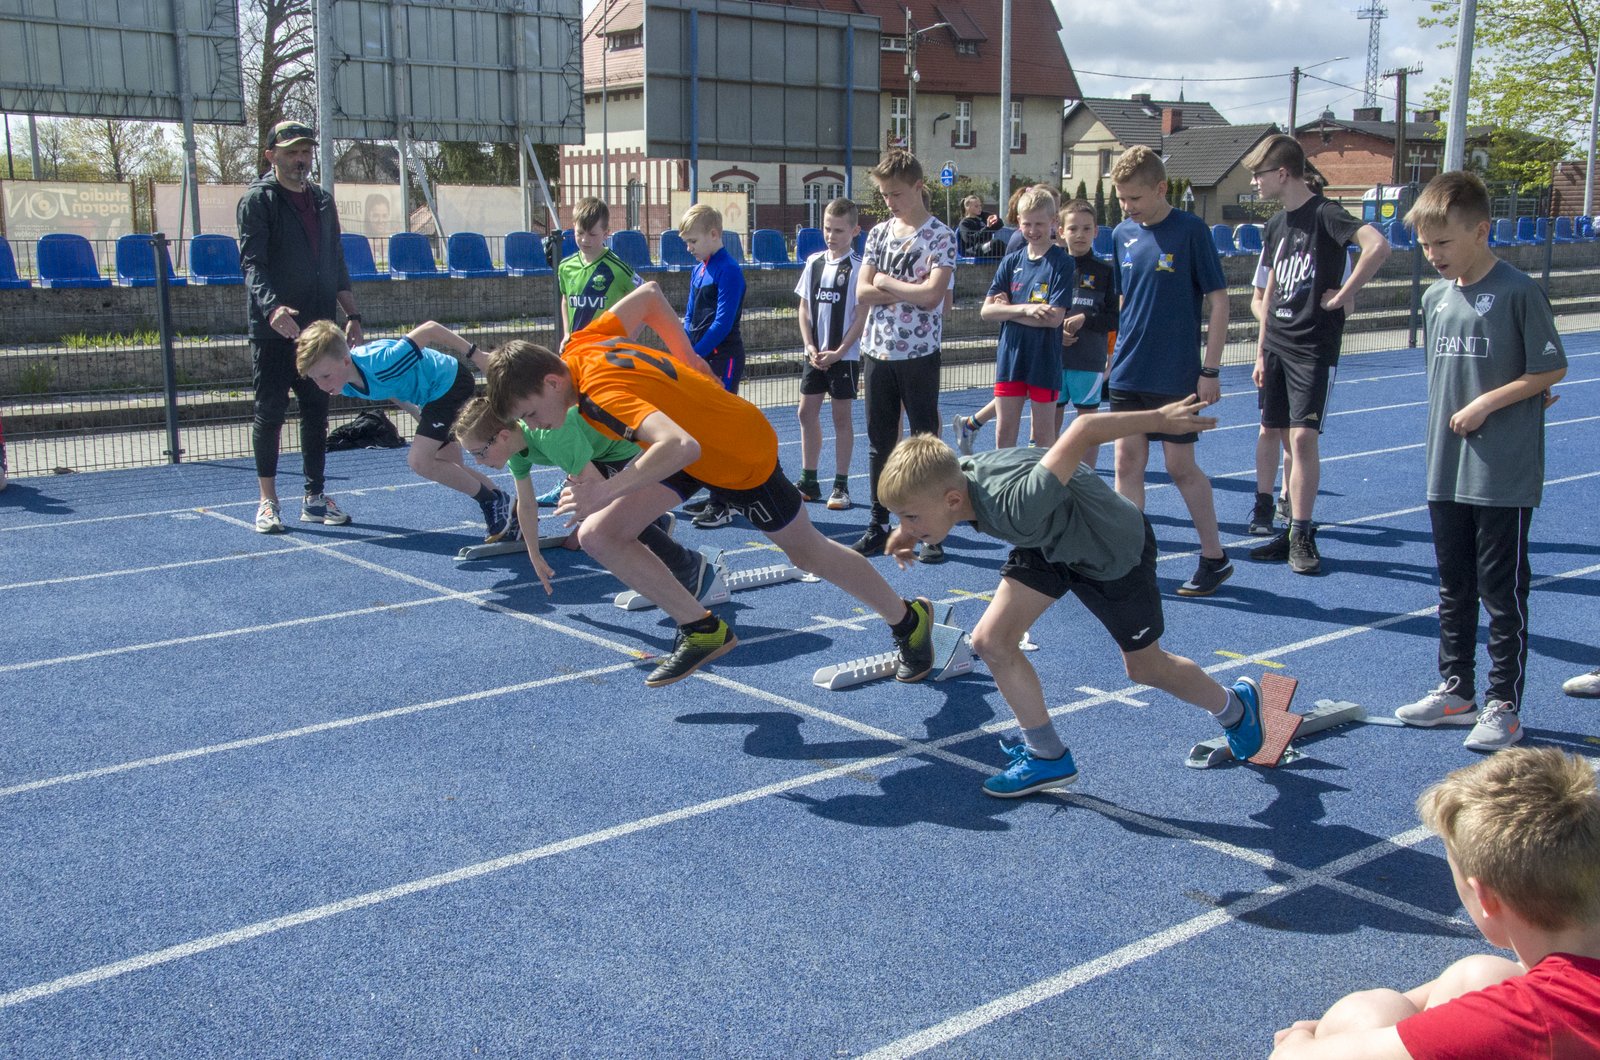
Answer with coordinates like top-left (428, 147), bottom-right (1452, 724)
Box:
top-left (1198, 366), bottom-right (1220, 378)
top-left (347, 313), bottom-right (363, 323)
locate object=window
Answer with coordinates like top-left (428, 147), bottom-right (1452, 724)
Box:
top-left (712, 179), bottom-right (755, 228)
top-left (880, 36), bottom-right (906, 52)
top-left (1098, 149), bottom-right (1114, 178)
top-left (955, 41), bottom-right (977, 56)
top-left (805, 181), bottom-right (845, 229)
top-left (606, 29), bottom-right (641, 50)
top-left (954, 100), bottom-right (972, 147)
top-left (1061, 149), bottom-right (1071, 179)
top-left (1009, 101), bottom-right (1023, 151)
top-left (890, 97), bottom-right (908, 144)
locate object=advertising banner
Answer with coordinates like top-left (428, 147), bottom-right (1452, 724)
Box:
top-left (2, 180), bottom-right (135, 241)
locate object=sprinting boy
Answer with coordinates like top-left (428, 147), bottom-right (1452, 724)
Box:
top-left (1393, 171), bottom-right (1566, 751)
top-left (1243, 134), bottom-right (1391, 574)
top-left (794, 197), bottom-right (866, 510)
top-left (878, 402), bottom-right (1266, 798)
top-left (852, 149), bottom-right (958, 562)
top-left (1269, 747), bottom-right (1600, 1058)
top-left (296, 320), bottom-right (517, 543)
top-left (484, 280), bottom-right (936, 688)
top-left (977, 185), bottom-right (1073, 450)
top-left (1107, 146), bottom-right (1233, 597)
top-left (452, 394), bottom-right (709, 600)
top-left (678, 203), bottom-right (748, 529)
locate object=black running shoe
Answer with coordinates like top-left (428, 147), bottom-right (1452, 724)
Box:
top-left (682, 495), bottom-right (711, 517)
top-left (794, 479), bottom-right (822, 502)
top-left (851, 522), bottom-right (890, 556)
top-left (644, 619), bottom-right (738, 687)
top-left (1177, 554), bottom-right (1233, 597)
top-left (919, 541), bottom-right (947, 564)
top-left (692, 501), bottom-right (733, 529)
top-left (1247, 495), bottom-right (1277, 535)
top-left (1248, 529), bottom-right (1290, 562)
top-left (1288, 526), bottom-right (1321, 575)
top-left (893, 597), bottom-right (935, 682)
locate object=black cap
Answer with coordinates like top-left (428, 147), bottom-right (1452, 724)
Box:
top-left (267, 121), bottom-right (317, 149)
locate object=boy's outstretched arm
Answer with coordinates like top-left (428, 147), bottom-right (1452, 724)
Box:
top-left (601, 282), bottom-right (715, 378)
top-left (510, 473), bottom-right (557, 596)
top-left (406, 321), bottom-right (476, 360)
top-left (554, 411), bottom-right (700, 521)
top-left (1040, 396), bottom-right (1218, 484)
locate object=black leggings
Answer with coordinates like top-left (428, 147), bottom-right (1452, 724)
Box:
top-left (864, 352), bottom-right (942, 524)
top-left (1429, 500), bottom-right (1533, 710)
top-left (252, 331), bottom-right (329, 496)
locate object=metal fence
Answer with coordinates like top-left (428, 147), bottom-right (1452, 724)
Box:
top-left (3, 235), bottom-right (1596, 480)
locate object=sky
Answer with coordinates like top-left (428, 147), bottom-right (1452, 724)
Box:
top-left (1051, 0), bottom-right (1456, 128)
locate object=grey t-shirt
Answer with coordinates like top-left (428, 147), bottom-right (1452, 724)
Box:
top-left (962, 448), bottom-right (1147, 580)
top-left (1423, 260), bottom-right (1567, 507)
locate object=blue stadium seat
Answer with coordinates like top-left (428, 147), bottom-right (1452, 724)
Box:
top-left (36, 233), bottom-right (111, 288)
top-left (114, 234), bottom-right (187, 287)
top-left (1386, 220), bottom-right (1414, 250)
top-left (340, 233), bottom-right (390, 282)
top-left (796, 227), bottom-right (825, 260)
top-left (1092, 226), bottom-right (1114, 260)
top-left (1491, 218), bottom-right (1515, 246)
top-left (446, 232), bottom-right (507, 278)
top-left (721, 229), bottom-right (746, 264)
top-left (1514, 216), bottom-right (1537, 244)
top-left (750, 229), bottom-right (796, 269)
top-left (0, 239), bottom-right (31, 289)
top-left (608, 229), bottom-right (658, 272)
top-left (993, 226), bottom-right (1017, 252)
top-left (1579, 216), bottom-right (1596, 239)
top-left (563, 230), bottom-right (578, 258)
top-left (1211, 224), bottom-right (1239, 257)
top-left (852, 230), bottom-right (867, 257)
top-left (504, 231), bottom-right (552, 276)
top-left (658, 230), bottom-right (697, 271)
top-left (1234, 224), bottom-right (1264, 257)
top-left (388, 232), bottom-right (440, 279)
top-left (187, 233), bottom-right (243, 285)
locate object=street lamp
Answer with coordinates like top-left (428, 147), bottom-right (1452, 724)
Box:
top-left (904, 9), bottom-right (950, 156)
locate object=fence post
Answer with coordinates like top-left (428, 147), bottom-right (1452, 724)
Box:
top-left (150, 232), bottom-right (184, 465)
top-left (1407, 184), bottom-right (1423, 349)
top-left (1541, 213), bottom-right (1555, 293)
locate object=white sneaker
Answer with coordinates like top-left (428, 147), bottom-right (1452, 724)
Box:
top-left (1563, 667), bottom-right (1600, 699)
top-left (952, 412), bottom-right (978, 456)
top-left (255, 498), bottom-right (286, 533)
top-left (1463, 700), bottom-right (1524, 751)
top-left (302, 493), bottom-right (352, 525)
top-left (1395, 678), bottom-right (1478, 727)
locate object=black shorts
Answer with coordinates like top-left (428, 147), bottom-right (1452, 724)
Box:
top-left (1258, 350), bottom-right (1337, 431)
top-left (1107, 388), bottom-right (1199, 444)
top-left (799, 359), bottom-right (862, 400)
top-left (998, 519), bottom-right (1165, 654)
top-left (661, 460), bottom-right (804, 532)
top-left (415, 360), bottom-right (477, 443)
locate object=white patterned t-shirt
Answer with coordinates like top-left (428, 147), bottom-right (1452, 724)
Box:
top-left (861, 215), bottom-right (958, 361)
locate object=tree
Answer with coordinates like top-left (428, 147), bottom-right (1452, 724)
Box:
top-left (195, 122), bottom-right (255, 184)
top-left (243, 0), bottom-right (315, 170)
top-left (1092, 180), bottom-right (1106, 225)
top-left (63, 119), bottom-right (176, 183)
top-left (1419, 0), bottom-right (1594, 165)
top-left (1107, 186), bottom-right (1123, 226)
top-left (1073, 179), bottom-right (1089, 205)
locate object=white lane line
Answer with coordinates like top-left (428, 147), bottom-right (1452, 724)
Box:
top-left (0, 662), bottom-right (639, 799)
top-left (857, 825), bottom-right (1439, 1060)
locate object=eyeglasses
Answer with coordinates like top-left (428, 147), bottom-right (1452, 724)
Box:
top-left (465, 441), bottom-right (492, 460)
top-left (1252, 167), bottom-right (1283, 179)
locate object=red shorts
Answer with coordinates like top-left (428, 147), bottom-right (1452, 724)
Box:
top-left (993, 380), bottom-right (1059, 402)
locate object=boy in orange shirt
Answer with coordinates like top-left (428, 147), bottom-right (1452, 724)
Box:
top-left (484, 281), bottom-right (935, 687)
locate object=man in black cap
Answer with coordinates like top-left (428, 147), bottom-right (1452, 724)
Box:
top-left (238, 120), bottom-right (363, 532)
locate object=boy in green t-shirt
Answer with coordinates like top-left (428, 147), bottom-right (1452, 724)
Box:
top-left (453, 390), bottom-right (707, 598)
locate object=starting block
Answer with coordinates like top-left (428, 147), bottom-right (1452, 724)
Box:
top-left (455, 531), bottom-right (570, 562)
top-left (1184, 673), bottom-right (1368, 769)
top-left (812, 603), bottom-right (975, 690)
top-left (613, 546), bottom-right (819, 611)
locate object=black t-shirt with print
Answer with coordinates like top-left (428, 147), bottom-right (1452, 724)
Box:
top-left (1255, 195), bottom-right (1365, 362)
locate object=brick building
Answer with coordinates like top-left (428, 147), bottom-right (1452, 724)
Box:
top-left (1295, 108), bottom-right (1490, 200)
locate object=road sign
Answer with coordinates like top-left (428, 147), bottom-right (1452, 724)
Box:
top-left (939, 164), bottom-right (956, 187)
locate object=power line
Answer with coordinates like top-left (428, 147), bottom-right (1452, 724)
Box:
top-left (1073, 68), bottom-right (1286, 84)
top-left (1301, 71), bottom-right (1429, 113)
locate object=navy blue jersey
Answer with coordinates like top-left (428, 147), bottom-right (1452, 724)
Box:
top-left (1065, 252), bottom-right (1118, 372)
top-left (684, 246), bottom-right (746, 362)
top-left (989, 244), bottom-right (1073, 389)
top-left (1111, 209), bottom-right (1226, 395)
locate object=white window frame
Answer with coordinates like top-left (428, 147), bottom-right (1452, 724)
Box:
top-left (955, 100), bottom-right (972, 147)
top-left (890, 97), bottom-right (908, 142)
top-left (1009, 101), bottom-right (1023, 151)
top-left (805, 180), bottom-right (845, 229)
top-left (880, 36), bottom-right (906, 52)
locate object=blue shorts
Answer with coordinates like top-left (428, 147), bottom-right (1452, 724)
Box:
top-left (1059, 369), bottom-right (1105, 410)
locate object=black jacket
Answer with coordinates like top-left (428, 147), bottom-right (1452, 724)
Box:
top-left (237, 173), bottom-right (353, 340)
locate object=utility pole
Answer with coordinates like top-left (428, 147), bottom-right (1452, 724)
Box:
top-left (999, 0), bottom-right (1012, 201)
top-left (1288, 67), bottom-right (1301, 134)
top-left (1442, 0), bottom-right (1476, 172)
top-left (904, 7), bottom-right (916, 155)
top-left (1585, 46), bottom-right (1599, 215)
top-left (1357, 3), bottom-right (1387, 108)
top-left (1384, 64), bottom-right (1422, 184)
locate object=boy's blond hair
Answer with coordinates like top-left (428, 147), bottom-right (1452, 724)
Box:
top-left (1417, 746), bottom-right (1600, 930)
top-left (879, 433), bottom-right (967, 510)
top-left (452, 395), bottom-right (513, 446)
top-left (294, 319), bottom-right (349, 374)
top-left (1060, 198), bottom-right (1095, 225)
top-left (483, 338), bottom-right (567, 420)
top-left (824, 196), bottom-right (860, 225)
top-left (870, 148), bottom-right (924, 187)
top-left (1110, 145), bottom-right (1166, 187)
top-left (573, 196), bottom-right (611, 233)
top-left (1240, 133), bottom-right (1307, 180)
top-left (679, 203), bottom-right (722, 237)
top-left (1407, 170), bottom-right (1492, 232)
top-left (1016, 186), bottom-right (1056, 219)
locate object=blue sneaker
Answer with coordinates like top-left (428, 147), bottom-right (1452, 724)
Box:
top-left (981, 740), bottom-right (1079, 798)
top-left (535, 480), bottom-right (564, 507)
top-left (1223, 677), bottom-right (1264, 760)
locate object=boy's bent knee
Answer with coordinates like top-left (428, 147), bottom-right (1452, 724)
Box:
top-left (1317, 988), bottom-right (1418, 1034)
top-left (1430, 954), bottom-right (1523, 1007)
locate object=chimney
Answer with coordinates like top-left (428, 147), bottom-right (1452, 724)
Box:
top-left (1414, 108), bottom-right (1442, 123)
top-left (1162, 107), bottom-right (1183, 135)
top-left (1131, 92), bottom-right (1152, 104)
top-left (1353, 106), bottom-right (1382, 122)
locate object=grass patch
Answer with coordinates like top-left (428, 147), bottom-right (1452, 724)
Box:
top-left (61, 328), bottom-right (161, 349)
top-left (15, 362), bottom-right (54, 394)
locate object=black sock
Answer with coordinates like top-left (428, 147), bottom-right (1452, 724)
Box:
top-left (799, 469), bottom-right (818, 484)
top-left (833, 474), bottom-right (849, 490)
top-left (473, 484), bottom-right (497, 509)
top-left (1291, 518), bottom-right (1312, 536)
top-left (681, 612), bottom-right (720, 634)
top-left (889, 599), bottom-right (921, 638)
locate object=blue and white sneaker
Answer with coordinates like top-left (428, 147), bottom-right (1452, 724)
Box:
top-left (1223, 677), bottom-right (1264, 760)
top-left (981, 740), bottom-right (1079, 798)
top-left (952, 412), bottom-right (980, 456)
top-left (535, 480), bottom-right (564, 507)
